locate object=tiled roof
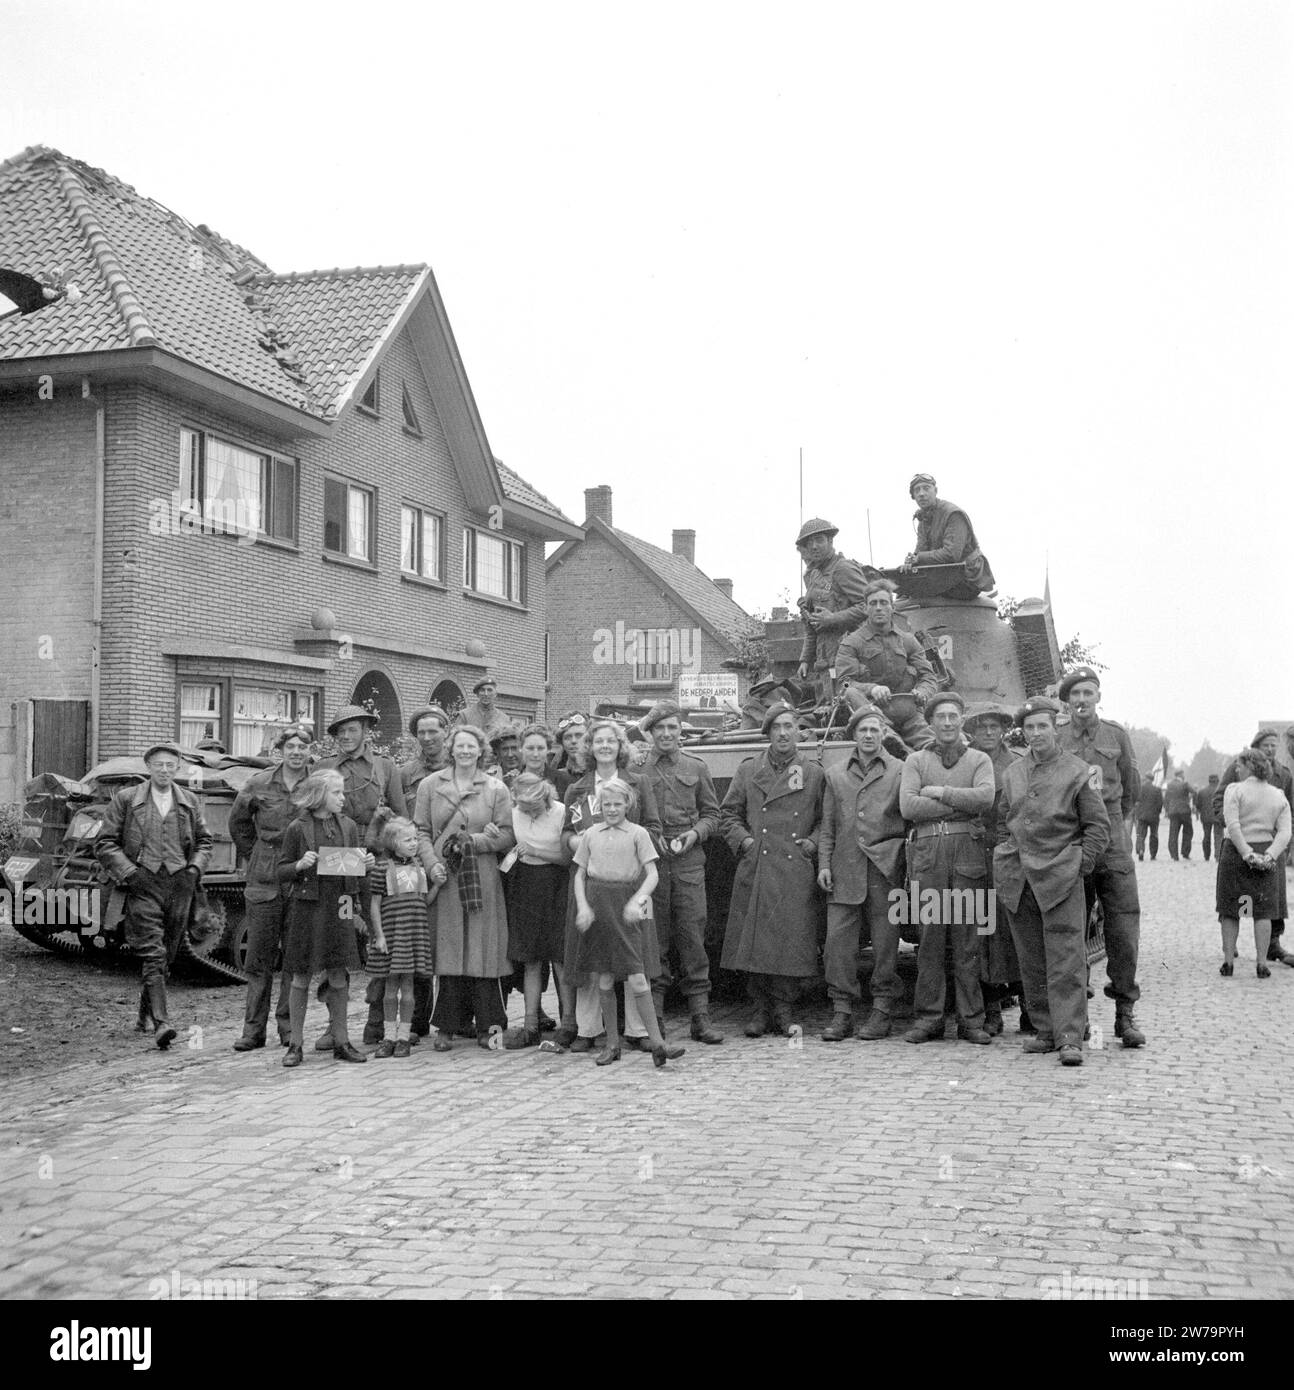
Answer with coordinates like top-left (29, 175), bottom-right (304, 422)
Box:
top-left (607, 524), bottom-right (756, 645)
top-left (493, 457), bottom-right (570, 523)
top-left (0, 146), bottom-right (423, 419)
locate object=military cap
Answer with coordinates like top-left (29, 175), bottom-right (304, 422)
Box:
top-left (962, 702), bottom-right (1013, 732)
top-left (142, 741), bottom-right (185, 765)
top-left (407, 703), bottom-right (450, 735)
top-left (761, 701), bottom-right (798, 736)
top-left (472, 677), bottom-right (497, 694)
top-left (641, 699), bottom-right (683, 732)
top-left (1058, 666), bottom-right (1102, 702)
top-left (1015, 695), bottom-right (1061, 728)
top-left (749, 677), bottom-right (779, 697)
top-left (795, 517), bottom-right (838, 545)
top-left (1250, 728), bottom-right (1279, 749)
top-left (923, 690), bottom-right (965, 723)
top-left (908, 473), bottom-right (937, 497)
top-left (845, 704), bottom-right (888, 739)
top-left (326, 704), bottom-right (377, 736)
top-left (488, 721), bottom-right (521, 747)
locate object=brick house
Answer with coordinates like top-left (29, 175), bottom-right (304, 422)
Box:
top-left (545, 485), bottom-right (758, 718)
top-left (0, 146), bottom-right (579, 802)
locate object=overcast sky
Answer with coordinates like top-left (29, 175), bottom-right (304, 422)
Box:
top-left (4, 0), bottom-right (1291, 760)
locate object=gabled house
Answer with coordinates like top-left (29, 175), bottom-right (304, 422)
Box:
top-left (0, 146), bottom-right (580, 801)
top-left (545, 485), bottom-right (757, 717)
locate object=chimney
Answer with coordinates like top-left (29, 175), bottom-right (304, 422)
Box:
top-left (672, 529), bottom-right (696, 565)
top-left (714, 578), bottom-right (733, 600)
top-left (584, 485), bottom-right (612, 526)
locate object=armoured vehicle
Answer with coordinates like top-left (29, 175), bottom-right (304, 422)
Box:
top-left (1, 751), bottom-right (267, 982)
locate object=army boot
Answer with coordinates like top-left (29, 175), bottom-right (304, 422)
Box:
top-left (1114, 1004), bottom-right (1146, 1049)
top-left (821, 1011), bottom-right (854, 1042)
top-left (689, 995), bottom-right (724, 1044)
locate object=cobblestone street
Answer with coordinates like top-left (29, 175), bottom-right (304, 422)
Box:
top-left (2, 856), bottom-right (1291, 1301)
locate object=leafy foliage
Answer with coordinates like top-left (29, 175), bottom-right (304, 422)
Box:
top-left (997, 594), bottom-right (1106, 674)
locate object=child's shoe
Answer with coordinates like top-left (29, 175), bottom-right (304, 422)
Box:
top-left (374, 1040), bottom-right (397, 1059)
top-left (393, 1039), bottom-right (411, 1058)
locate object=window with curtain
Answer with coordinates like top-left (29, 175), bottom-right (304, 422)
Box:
top-left (324, 477), bottom-right (375, 562)
top-left (463, 526), bottom-right (525, 602)
top-left (179, 428), bottom-right (296, 542)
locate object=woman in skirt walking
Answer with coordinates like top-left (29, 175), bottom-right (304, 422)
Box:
top-left (1216, 746), bottom-right (1291, 977)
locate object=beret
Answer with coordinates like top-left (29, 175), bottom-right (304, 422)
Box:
top-left (1015, 696), bottom-right (1061, 728)
top-left (845, 704), bottom-right (887, 739)
top-left (1058, 666), bottom-right (1102, 702)
top-left (761, 701), bottom-right (798, 736)
top-left (641, 700), bottom-right (682, 732)
top-left (472, 677), bottom-right (497, 695)
top-left (923, 690), bottom-right (965, 723)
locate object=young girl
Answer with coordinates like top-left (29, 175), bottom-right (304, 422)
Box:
top-left (573, 778), bottom-right (683, 1069)
top-left (278, 769), bottom-right (375, 1067)
top-left (503, 769), bottom-right (569, 1048)
top-left (367, 817), bottom-right (435, 1058)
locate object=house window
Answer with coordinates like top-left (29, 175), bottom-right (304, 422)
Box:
top-left (180, 682), bottom-right (222, 747)
top-left (179, 428), bottom-right (297, 542)
top-left (359, 371), bottom-right (380, 415)
top-left (180, 679), bottom-right (319, 755)
top-left (463, 526), bottom-right (525, 603)
top-left (324, 476), bottom-right (375, 562)
top-left (633, 630), bottom-right (676, 685)
top-left (230, 684), bottom-right (319, 757)
top-left (401, 505), bottom-right (444, 581)
top-left (401, 383), bottom-right (422, 435)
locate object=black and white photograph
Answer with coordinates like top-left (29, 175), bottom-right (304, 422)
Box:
top-left (1, 0), bottom-right (1290, 1347)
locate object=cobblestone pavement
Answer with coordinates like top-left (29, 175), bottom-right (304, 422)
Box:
top-left (2, 857), bottom-right (1291, 1301)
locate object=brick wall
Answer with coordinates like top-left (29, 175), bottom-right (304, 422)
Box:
top-left (546, 529), bottom-right (737, 715)
top-left (0, 391), bottom-right (98, 799)
top-left (2, 325), bottom-right (549, 783)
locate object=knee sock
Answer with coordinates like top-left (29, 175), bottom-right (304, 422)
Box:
top-left (383, 982), bottom-right (398, 1024)
top-left (289, 982), bottom-right (308, 1047)
top-left (632, 987), bottom-right (664, 1047)
top-left (326, 978), bottom-right (350, 1047)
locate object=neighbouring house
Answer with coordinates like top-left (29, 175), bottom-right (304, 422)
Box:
top-left (0, 146), bottom-right (580, 802)
top-left (545, 485), bottom-right (758, 719)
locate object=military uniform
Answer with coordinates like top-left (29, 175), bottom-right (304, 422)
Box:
top-left (401, 748), bottom-right (450, 802)
top-left (1194, 780), bottom-right (1221, 861)
top-left (835, 625), bottom-right (937, 750)
top-left (995, 746), bottom-right (1110, 1051)
top-left (459, 701), bottom-right (513, 741)
top-left (798, 550), bottom-right (871, 697)
top-left (229, 763), bottom-right (307, 1047)
top-left (642, 747), bottom-right (721, 1016)
top-left (1134, 780), bottom-right (1163, 861)
top-left (977, 739), bottom-right (1023, 999)
top-left (900, 745), bottom-right (996, 1037)
top-left (314, 744), bottom-right (407, 847)
top-left (908, 497), bottom-right (995, 598)
top-left (1056, 712), bottom-right (1142, 1014)
top-left (1162, 776), bottom-right (1195, 860)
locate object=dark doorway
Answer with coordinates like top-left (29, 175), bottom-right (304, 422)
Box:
top-left (350, 671), bottom-right (402, 748)
top-left (32, 700), bottom-right (90, 780)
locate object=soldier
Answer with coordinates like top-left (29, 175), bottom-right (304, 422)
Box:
top-left (1163, 770), bottom-right (1196, 861)
top-left (640, 700), bottom-right (725, 1044)
top-left (1134, 775), bottom-right (1164, 862)
top-left (400, 703), bottom-right (451, 802)
top-left (793, 518), bottom-right (872, 703)
top-left (1056, 666), bottom-right (1146, 1049)
top-left (315, 705), bottom-right (407, 1049)
top-left (835, 580), bottom-right (937, 750)
top-left (995, 696), bottom-right (1109, 1066)
top-left (229, 724), bottom-right (313, 1052)
top-left (964, 702), bottom-right (1027, 1036)
top-left (817, 705), bottom-right (907, 1041)
top-left (486, 723), bottom-right (523, 787)
top-left (459, 677), bottom-right (512, 742)
top-left (95, 742), bottom-right (213, 1050)
top-left (1195, 775), bottom-right (1220, 862)
top-left (720, 703), bottom-right (826, 1036)
top-left (899, 473), bottom-right (995, 599)
top-left (899, 693), bottom-right (996, 1045)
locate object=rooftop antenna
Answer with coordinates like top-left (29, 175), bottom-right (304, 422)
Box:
top-left (866, 508), bottom-right (874, 566)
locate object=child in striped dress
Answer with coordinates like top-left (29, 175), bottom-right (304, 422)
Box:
top-left (367, 817), bottom-right (435, 1058)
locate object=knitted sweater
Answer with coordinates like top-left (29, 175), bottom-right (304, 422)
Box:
top-left (1223, 780), bottom-right (1292, 859)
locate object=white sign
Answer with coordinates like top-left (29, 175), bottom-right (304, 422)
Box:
top-left (678, 673), bottom-right (739, 707)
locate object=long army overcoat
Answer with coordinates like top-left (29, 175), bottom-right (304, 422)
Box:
top-left (720, 752), bottom-right (825, 977)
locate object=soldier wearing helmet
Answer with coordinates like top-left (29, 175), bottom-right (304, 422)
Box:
top-left (793, 517), bottom-right (874, 702)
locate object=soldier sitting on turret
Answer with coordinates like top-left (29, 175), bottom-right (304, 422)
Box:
top-left (835, 580), bottom-right (937, 751)
top-left (898, 474), bottom-right (996, 601)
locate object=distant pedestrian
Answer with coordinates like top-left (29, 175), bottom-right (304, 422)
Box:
top-left (1195, 775), bottom-right (1221, 861)
top-left (1216, 748), bottom-right (1291, 979)
top-left (1163, 771), bottom-right (1195, 861)
top-left (1134, 777), bottom-right (1163, 862)
top-left (278, 770), bottom-right (374, 1068)
top-left (571, 779), bottom-right (682, 1068)
top-left (367, 817), bottom-right (434, 1059)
